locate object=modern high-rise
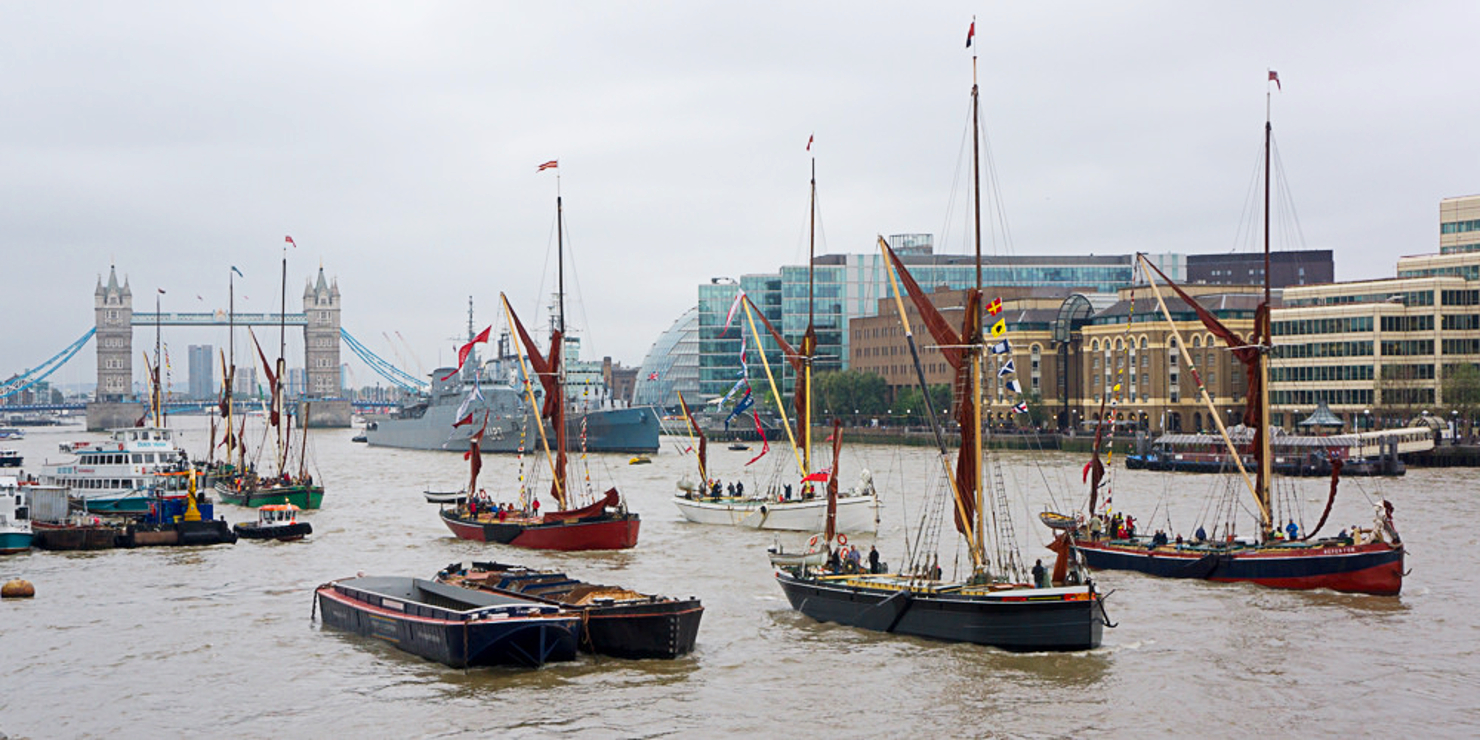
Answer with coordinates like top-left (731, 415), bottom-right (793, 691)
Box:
top-left (187, 344), bottom-right (214, 400)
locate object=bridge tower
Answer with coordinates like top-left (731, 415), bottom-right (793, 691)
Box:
top-left (300, 266), bottom-right (351, 427)
top-left (88, 265), bottom-right (143, 430)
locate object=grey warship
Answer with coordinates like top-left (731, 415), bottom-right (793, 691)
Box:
top-left (365, 325), bottom-right (659, 455)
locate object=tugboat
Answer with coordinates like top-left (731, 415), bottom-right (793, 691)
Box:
top-left (233, 503), bottom-right (312, 541)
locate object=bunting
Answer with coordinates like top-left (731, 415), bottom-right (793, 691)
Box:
top-left (725, 390), bottom-right (754, 430)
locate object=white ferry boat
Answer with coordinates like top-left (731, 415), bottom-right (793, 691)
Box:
top-left (39, 426), bottom-right (191, 513)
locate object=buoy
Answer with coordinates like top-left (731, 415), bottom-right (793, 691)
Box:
top-left (2, 579), bottom-right (35, 599)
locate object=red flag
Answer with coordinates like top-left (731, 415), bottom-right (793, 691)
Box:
top-left (452, 412), bottom-right (474, 428)
top-left (802, 470), bottom-right (830, 483)
top-left (538, 160), bottom-right (558, 171)
top-left (1268, 70), bottom-right (1281, 90)
top-left (965, 20), bottom-right (975, 48)
top-left (285, 235), bottom-right (297, 247)
top-left (440, 325), bottom-right (492, 381)
top-left (806, 134), bottom-right (813, 151)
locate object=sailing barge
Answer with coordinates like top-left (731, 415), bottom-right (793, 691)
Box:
top-left (437, 561), bottom-right (703, 659)
top-left (314, 576), bottom-right (581, 668)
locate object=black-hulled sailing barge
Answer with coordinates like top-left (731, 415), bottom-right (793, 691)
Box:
top-left (775, 46), bottom-right (1108, 651)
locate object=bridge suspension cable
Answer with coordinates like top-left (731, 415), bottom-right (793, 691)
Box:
top-left (1, 328), bottom-right (97, 401)
top-left (340, 328), bottom-right (428, 393)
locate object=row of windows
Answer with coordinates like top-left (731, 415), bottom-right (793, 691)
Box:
top-left (79, 452), bottom-right (174, 465)
top-left (1443, 289), bottom-right (1480, 306)
top-left (1381, 364), bottom-right (1436, 381)
top-left (1441, 218), bottom-right (1480, 234)
top-left (1381, 315), bottom-right (1434, 332)
top-left (1271, 341), bottom-right (1373, 359)
top-left (1444, 315), bottom-right (1480, 331)
top-left (1381, 339), bottom-right (1434, 356)
top-left (1285, 290), bottom-right (1434, 307)
top-left (1272, 316), bottom-right (1374, 335)
top-left (1443, 338), bottom-right (1480, 355)
top-left (1269, 365), bottom-right (1374, 383)
top-left (1271, 389), bottom-right (1375, 406)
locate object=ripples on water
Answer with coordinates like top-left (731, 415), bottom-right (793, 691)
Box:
top-left (2, 419), bottom-right (1478, 737)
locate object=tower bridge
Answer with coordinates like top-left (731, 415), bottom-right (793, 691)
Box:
top-left (1, 265), bottom-right (426, 430)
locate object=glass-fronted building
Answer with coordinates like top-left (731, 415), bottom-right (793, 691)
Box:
top-left (696, 234), bottom-right (1183, 399)
top-left (633, 306), bottom-right (699, 411)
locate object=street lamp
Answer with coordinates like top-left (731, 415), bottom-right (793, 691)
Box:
top-left (1363, 408), bottom-right (1371, 431)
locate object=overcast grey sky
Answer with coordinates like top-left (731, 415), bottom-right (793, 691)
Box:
top-left (4, 2), bottom-right (1477, 392)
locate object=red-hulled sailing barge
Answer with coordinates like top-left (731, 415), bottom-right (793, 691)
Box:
top-left (1053, 83), bottom-right (1403, 595)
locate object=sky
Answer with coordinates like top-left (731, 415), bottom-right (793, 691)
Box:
top-left (4, 2), bottom-right (1478, 394)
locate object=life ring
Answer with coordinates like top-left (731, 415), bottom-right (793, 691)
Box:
top-left (807, 534), bottom-right (820, 548)
top-left (837, 533), bottom-right (848, 547)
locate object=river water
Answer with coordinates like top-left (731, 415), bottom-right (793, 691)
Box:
top-left (2, 417), bottom-right (1477, 738)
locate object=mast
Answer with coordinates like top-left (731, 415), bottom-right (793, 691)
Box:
top-left (154, 290), bottom-right (163, 427)
top-left (277, 246), bottom-right (288, 476)
top-left (228, 268), bottom-right (237, 473)
top-left (553, 189), bottom-right (568, 502)
top-left (969, 50), bottom-right (987, 567)
top-left (1257, 90), bottom-right (1275, 534)
top-left (802, 157), bottom-right (816, 478)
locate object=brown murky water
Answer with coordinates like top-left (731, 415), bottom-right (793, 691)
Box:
top-left (2, 418), bottom-right (1477, 738)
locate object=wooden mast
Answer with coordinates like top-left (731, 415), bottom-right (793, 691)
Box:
top-left (1257, 86), bottom-right (1275, 536)
top-left (553, 187), bottom-right (569, 507)
top-left (969, 48), bottom-right (987, 569)
top-left (801, 157), bottom-right (817, 480)
top-left (277, 245), bottom-right (289, 477)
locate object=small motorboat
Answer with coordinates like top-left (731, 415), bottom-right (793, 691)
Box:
top-left (233, 503), bottom-right (312, 541)
top-left (424, 490), bottom-right (468, 505)
top-left (727, 443), bottom-right (750, 451)
top-left (766, 533), bottom-right (831, 569)
top-left (628, 455), bottom-right (652, 465)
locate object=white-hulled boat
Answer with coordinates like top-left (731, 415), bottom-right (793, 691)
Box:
top-left (39, 426), bottom-right (191, 514)
top-left (673, 475), bottom-right (880, 532)
top-left (0, 475), bottom-right (34, 554)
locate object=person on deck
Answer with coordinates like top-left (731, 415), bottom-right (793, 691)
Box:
top-left (868, 545), bottom-right (881, 574)
top-left (1286, 520), bottom-right (1299, 540)
top-left (735, 481), bottom-right (744, 497)
top-left (931, 555), bottom-right (942, 581)
top-left (532, 498), bottom-right (541, 517)
top-left (1031, 559), bottom-right (1047, 588)
top-left (1195, 525), bottom-right (1208, 543)
top-left (726, 482), bottom-right (735, 496)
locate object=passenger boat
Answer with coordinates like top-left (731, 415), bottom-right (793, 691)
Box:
top-left (775, 51), bottom-right (1109, 652)
top-left (38, 426), bottom-right (192, 514)
top-left (437, 183), bottom-right (639, 551)
top-left (0, 427), bottom-right (25, 441)
top-left (436, 561), bottom-right (703, 659)
top-left (1123, 426), bottom-right (1428, 477)
top-left (0, 449), bottom-right (21, 468)
top-left (314, 575), bottom-right (581, 668)
top-left (0, 475), bottom-right (33, 554)
top-left (670, 158), bottom-right (879, 535)
top-left (233, 503), bottom-right (312, 541)
top-left (1056, 88), bottom-right (1404, 596)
